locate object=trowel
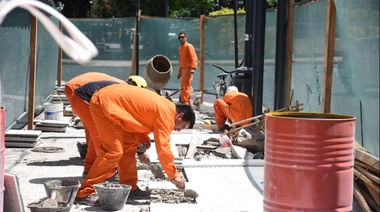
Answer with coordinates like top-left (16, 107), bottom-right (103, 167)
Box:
top-left (41, 190), bottom-right (58, 208)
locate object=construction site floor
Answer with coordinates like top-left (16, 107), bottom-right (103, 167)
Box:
top-left (3, 99), bottom-right (363, 212)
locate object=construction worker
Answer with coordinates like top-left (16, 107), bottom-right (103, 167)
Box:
top-left (213, 86), bottom-right (253, 131)
top-left (75, 83), bottom-right (195, 205)
top-left (64, 73), bottom-right (150, 180)
top-left (177, 32), bottom-right (198, 104)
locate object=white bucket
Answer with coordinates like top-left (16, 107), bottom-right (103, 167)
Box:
top-left (43, 102), bottom-right (64, 121)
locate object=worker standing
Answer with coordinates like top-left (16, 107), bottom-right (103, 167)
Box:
top-left (213, 86), bottom-right (253, 131)
top-left (177, 32), bottom-right (198, 104)
top-left (65, 73), bottom-right (150, 180)
top-left (75, 83), bottom-right (195, 205)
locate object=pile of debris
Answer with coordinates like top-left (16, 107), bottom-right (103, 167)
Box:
top-left (353, 142), bottom-right (380, 211)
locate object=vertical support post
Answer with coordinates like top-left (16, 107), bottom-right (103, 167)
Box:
top-left (233, 0), bottom-right (238, 68)
top-left (199, 15), bottom-right (206, 103)
top-left (285, 0), bottom-right (295, 106)
top-left (274, 0), bottom-right (289, 110)
top-left (322, 0), bottom-right (336, 113)
top-left (56, 21), bottom-right (63, 94)
top-left (28, 16), bottom-right (38, 130)
top-left (251, 0), bottom-right (266, 116)
top-left (131, 0), bottom-right (141, 76)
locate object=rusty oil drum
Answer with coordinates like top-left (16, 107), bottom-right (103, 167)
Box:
top-left (0, 107), bottom-right (4, 208)
top-left (264, 112), bottom-right (356, 211)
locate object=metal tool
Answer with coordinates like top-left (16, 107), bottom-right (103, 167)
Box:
top-left (41, 190), bottom-right (58, 208)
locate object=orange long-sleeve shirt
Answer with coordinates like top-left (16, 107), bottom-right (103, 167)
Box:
top-left (95, 84), bottom-right (179, 179)
top-left (179, 41), bottom-right (198, 70)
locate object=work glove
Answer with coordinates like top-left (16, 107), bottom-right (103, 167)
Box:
top-left (177, 73), bottom-right (181, 80)
top-left (190, 70), bottom-right (195, 74)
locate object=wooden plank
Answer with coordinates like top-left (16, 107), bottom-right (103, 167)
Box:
top-left (353, 181), bottom-right (372, 212)
top-left (199, 15), bottom-right (206, 104)
top-left (357, 181), bottom-right (379, 210)
top-left (354, 148), bottom-right (380, 172)
top-left (28, 16), bottom-right (38, 130)
top-left (355, 165), bottom-right (380, 185)
top-left (182, 159), bottom-right (264, 168)
top-left (355, 160), bottom-right (379, 174)
top-left (354, 169), bottom-right (379, 196)
top-left (185, 136), bottom-right (203, 159)
top-left (322, 0), bottom-right (336, 113)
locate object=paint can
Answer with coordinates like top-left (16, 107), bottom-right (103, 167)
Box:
top-left (264, 112), bottom-right (356, 211)
top-left (43, 102), bottom-right (63, 121)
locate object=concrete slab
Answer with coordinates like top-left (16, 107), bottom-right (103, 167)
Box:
top-left (185, 166), bottom-right (264, 212)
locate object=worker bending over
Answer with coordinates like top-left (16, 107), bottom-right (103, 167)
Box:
top-left (75, 83), bottom-right (195, 205)
top-left (65, 73), bottom-right (150, 180)
top-left (213, 86), bottom-right (253, 131)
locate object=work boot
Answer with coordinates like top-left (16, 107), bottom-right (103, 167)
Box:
top-left (129, 187), bottom-right (151, 199)
top-left (74, 194), bottom-right (100, 206)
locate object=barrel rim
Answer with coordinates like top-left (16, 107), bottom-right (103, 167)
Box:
top-left (266, 112), bottom-right (356, 120)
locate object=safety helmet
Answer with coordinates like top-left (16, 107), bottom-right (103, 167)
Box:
top-left (128, 75), bottom-right (147, 88)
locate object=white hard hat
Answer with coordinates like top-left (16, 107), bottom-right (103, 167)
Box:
top-left (226, 86), bottom-right (238, 93)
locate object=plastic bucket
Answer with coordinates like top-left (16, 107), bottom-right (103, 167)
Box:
top-left (264, 112), bottom-right (356, 212)
top-left (43, 102), bottom-right (63, 121)
top-left (143, 54), bottom-right (173, 90)
top-left (94, 182), bottom-right (131, 211)
top-left (0, 107), bottom-right (4, 208)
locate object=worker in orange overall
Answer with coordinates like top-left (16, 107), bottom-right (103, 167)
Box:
top-left (65, 73), bottom-right (150, 180)
top-left (177, 32), bottom-right (198, 104)
top-left (75, 83), bottom-right (195, 205)
top-left (213, 86), bottom-right (253, 132)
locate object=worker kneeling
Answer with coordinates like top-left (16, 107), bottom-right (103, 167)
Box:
top-left (213, 86), bottom-right (253, 131)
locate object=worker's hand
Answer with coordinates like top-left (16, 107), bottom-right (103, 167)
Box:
top-left (138, 152), bottom-right (150, 164)
top-left (138, 141), bottom-right (151, 152)
top-left (177, 73), bottom-right (181, 80)
top-left (172, 176), bottom-right (186, 189)
top-left (190, 70), bottom-right (195, 74)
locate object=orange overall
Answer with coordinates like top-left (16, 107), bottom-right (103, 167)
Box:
top-left (76, 84), bottom-right (179, 198)
top-left (178, 41), bottom-right (198, 103)
top-left (214, 91), bottom-right (253, 128)
top-left (64, 72), bottom-right (124, 177)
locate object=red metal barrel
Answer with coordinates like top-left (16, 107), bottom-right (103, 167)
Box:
top-left (0, 107), bottom-right (4, 208)
top-left (264, 112), bottom-right (356, 212)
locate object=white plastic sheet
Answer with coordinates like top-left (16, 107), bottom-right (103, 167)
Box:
top-left (0, 0), bottom-right (98, 64)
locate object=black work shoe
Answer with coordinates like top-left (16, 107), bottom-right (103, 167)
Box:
top-left (129, 187), bottom-right (151, 199)
top-left (74, 194), bottom-right (100, 206)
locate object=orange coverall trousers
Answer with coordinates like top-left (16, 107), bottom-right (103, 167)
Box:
top-left (179, 67), bottom-right (193, 104)
top-left (77, 92), bottom-right (144, 197)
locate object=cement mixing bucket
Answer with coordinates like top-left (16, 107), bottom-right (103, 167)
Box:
top-left (44, 180), bottom-right (80, 206)
top-left (143, 54), bottom-right (173, 90)
top-left (0, 107), bottom-right (4, 208)
top-left (264, 112), bottom-right (356, 212)
top-left (94, 182), bottom-right (131, 211)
